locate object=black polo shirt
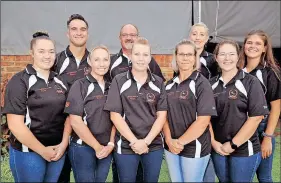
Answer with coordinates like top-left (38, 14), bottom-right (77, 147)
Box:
top-left (3, 64), bottom-right (68, 152)
top-left (52, 45), bottom-right (90, 87)
top-left (64, 74), bottom-right (112, 146)
top-left (200, 50), bottom-right (218, 79)
top-left (243, 63), bottom-right (281, 110)
top-left (165, 71), bottom-right (217, 158)
top-left (109, 49), bottom-right (165, 82)
top-left (210, 70), bottom-right (269, 157)
top-left (104, 69), bottom-right (168, 154)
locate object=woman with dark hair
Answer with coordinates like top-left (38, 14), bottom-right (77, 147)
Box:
top-left (210, 39), bottom-right (269, 182)
top-left (3, 32), bottom-right (71, 182)
top-left (241, 30), bottom-right (281, 183)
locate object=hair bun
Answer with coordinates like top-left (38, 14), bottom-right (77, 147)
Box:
top-left (33, 31), bottom-right (49, 38)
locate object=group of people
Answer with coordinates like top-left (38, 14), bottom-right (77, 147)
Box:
top-left (3, 13), bottom-right (280, 183)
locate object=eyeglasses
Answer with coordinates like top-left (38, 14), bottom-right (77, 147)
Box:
top-left (217, 52), bottom-right (237, 58)
top-left (121, 33), bottom-right (138, 38)
top-left (177, 53), bottom-right (195, 58)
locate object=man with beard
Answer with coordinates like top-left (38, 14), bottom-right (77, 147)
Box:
top-left (109, 24), bottom-right (165, 183)
top-left (52, 14), bottom-right (90, 183)
top-left (109, 24), bottom-right (165, 82)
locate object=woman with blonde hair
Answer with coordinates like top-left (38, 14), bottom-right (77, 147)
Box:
top-left (163, 39), bottom-right (217, 182)
top-left (65, 46), bottom-right (115, 182)
top-left (104, 37), bottom-right (167, 182)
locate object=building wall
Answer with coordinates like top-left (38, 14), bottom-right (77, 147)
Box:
top-left (0, 55), bottom-right (174, 107)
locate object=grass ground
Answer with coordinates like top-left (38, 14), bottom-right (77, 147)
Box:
top-left (1, 125), bottom-right (280, 182)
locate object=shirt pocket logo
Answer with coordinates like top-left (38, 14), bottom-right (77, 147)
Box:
top-left (179, 90), bottom-right (189, 100)
top-left (146, 93), bottom-right (156, 103)
top-left (228, 89), bottom-right (238, 100)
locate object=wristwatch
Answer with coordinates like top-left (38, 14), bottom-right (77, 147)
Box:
top-left (230, 139), bottom-right (238, 150)
top-left (262, 132), bottom-right (275, 138)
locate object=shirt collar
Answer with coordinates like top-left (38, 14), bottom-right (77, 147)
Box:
top-left (243, 62), bottom-right (266, 73)
top-left (215, 69), bottom-right (245, 85)
top-left (65, 45), bottom-right (89, 61)
top-left (86, 73), bottom-right (110, 86)
top-left (200, 50), bottom-right (209, 57)
top-left (25, 64), bottom-right (57, 80)
top-left (173, 70), bottom-right (199, 84)
top-left (126, 68), bottom-right (156, 83)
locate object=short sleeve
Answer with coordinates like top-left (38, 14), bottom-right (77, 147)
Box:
top-left (156, 82), bottom-right (168, 111)
top-left (266, 69), bottom-right (281, 102)
top-left (64, 80), bottom-right (84, 116)
top-left (248, 77), bottom-right (269, 117)
top-left (103, 77), bottom-right (123, 114)
top-left (196, 78), bottom-right (217, 116)
top-left (2, 74), bottom-right (27, 115)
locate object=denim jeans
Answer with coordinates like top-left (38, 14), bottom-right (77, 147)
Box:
top-left (256, 118), bottom-right (276, 183)
top-left (203, 157), bottom-right (216, 182)
top-left (9, 145), bottom-right (66, 182)
top-left (68, 141), bottom-right (112, 182)
top-left (112, 156), bottom-right (144, 183)
top-left (212, 152), bottom-right (261, 182)
top-left (165, 150), bottom-right (210, 182)
top-left (114, 149), bottom-right (164, 182)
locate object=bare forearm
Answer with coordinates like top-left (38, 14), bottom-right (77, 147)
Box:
top-left (233, 116), bottom-right (263, 147)
top-left (265, 100), bottom-right (281, 135)
top-left (110, 112), bottom-right (138, 143)
top-left (209, 122), bottom-right (215, 141)
top-left (145, 111), bottom-right (167, 144)
top-left (7, 115), bottom-right (45, 153)
top-left (178, 117), bottom-right (209, 145)
top-left (163, 120), bottom-right (172, 141)
top-left (110, 126), bottom-right (116, 143)
top-left (61, 117), bottom-right (72, 145)
top-left (70, 117), bottom-right (100, 149)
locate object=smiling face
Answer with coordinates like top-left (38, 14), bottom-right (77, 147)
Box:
top-left (189, 25), bottom-right (209, 50)
top-left (67, 19), bottom-right (88, 47)
top-left (119, 24), bottom-right (138, 50)
top-left (244, 34), bottom-right (266, 60)
top-left (176, 44), bottom-right (196, 72)
top-left (31, 39), bottom-right (56, 70)
top-left (131, 43), bottom-right (151, 72)
top-left (89, 48), bottom-right (110, 77)
top-left (216, 43), bottom-right (239, 72)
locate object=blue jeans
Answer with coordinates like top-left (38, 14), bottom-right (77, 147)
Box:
top-left (212, 152), bottom-right (261, 182)
top-left (203, 157), bottom-right (216, 182)
top-left (68, 141), bottom-right (112, 182)
top-left (256, 119), bottom-right (276, 183)
top-left (9, 145), bottom-right (65, 182)
top-left (165, 150), bottom-right (210, 182)
top-left (114, 149), bottom-right (164, 182)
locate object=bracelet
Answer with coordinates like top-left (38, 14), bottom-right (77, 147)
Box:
top-left (262, 132), bottom-right (275, 138)
top-left (107, 142), bottom-right (115, 147)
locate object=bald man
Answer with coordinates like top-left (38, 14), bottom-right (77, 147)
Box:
top-left (108, 24), bottom-right (165, 82)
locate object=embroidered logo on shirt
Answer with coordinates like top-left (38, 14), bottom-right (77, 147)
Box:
top-left (146, 93), bottom-right (156, 103)
top-left (228, 89), bottom-right (238, 99)
top-left (54, 85), bottom-right (64, 94)
top-left (179, 90), bottom-right (189, 100)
